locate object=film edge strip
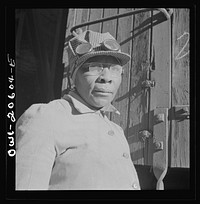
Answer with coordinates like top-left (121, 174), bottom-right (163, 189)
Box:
top-left (7, 53), bottom-right (16, 157)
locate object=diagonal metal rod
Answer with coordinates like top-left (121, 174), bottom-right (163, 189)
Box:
top-left (70, 8), bottom-right (173, 34)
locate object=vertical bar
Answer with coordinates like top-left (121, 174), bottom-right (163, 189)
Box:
top-left (171, 9), bottom-right (190, 167)
top-left (150, 9), bottom-right (172, 189)
top-left (147, 10), bottom-right (154, 165)
top-left (153, 108), bottom-right (169, 190)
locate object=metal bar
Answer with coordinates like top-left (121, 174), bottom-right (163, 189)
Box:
top-left (70, 8), bottom-right (173, 34)
top-left (153, 108), bottom-right (169, 190)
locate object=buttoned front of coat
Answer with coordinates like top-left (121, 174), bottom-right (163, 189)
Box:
top-left (16, 92), bottom-right (140, 190)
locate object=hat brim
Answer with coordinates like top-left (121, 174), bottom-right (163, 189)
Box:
top-left (71, 51), bottom-right (131, 81)
top-left (77, 51), bottom-right (131, 67)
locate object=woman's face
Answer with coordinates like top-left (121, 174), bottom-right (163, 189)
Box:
top-left (75, 56), bottom-right (122, 109)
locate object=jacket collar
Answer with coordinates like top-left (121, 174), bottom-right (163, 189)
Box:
top-left (62, 91), bottom-right (120, 115)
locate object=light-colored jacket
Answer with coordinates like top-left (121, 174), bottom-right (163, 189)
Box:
top-left (16, 91), bottom-right (140, 190)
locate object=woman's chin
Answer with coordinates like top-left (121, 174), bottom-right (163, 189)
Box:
top-left (90, 96), bottom-right (112, 109)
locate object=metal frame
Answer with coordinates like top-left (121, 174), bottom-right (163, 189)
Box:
top-left (70, 8), bottom-right (173, 34)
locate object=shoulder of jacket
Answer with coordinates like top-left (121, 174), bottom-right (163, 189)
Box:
top-left (17, 99), bottom-right (72, 125)
top-left (26, 99), bottom-right (72, 114)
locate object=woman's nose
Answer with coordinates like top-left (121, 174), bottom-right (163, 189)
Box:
top-left (97, 68), bottom-right (112, 83)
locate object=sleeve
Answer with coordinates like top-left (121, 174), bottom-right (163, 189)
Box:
top-left (15, 104), bottom-right (56, 190)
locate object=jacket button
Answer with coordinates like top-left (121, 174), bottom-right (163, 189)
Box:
top-left (108, 130), bottom-right (115, 136)
top-left (122, 152), bottom-right (129, 159)
top-left (132, 183), bottom-right (138, 189)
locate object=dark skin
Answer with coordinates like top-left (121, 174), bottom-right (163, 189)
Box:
top-left (75, 56), bottom-right (123, 109)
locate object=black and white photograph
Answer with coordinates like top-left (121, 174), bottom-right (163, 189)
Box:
top-left (5, 6), bottom-right (196, 201)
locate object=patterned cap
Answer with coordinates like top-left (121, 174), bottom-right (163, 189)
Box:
top-left (66, 30), bottom-right (131, 81)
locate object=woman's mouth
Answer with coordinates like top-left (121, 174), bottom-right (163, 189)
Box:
top-left (92, 89), bottom-right (113, 96)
